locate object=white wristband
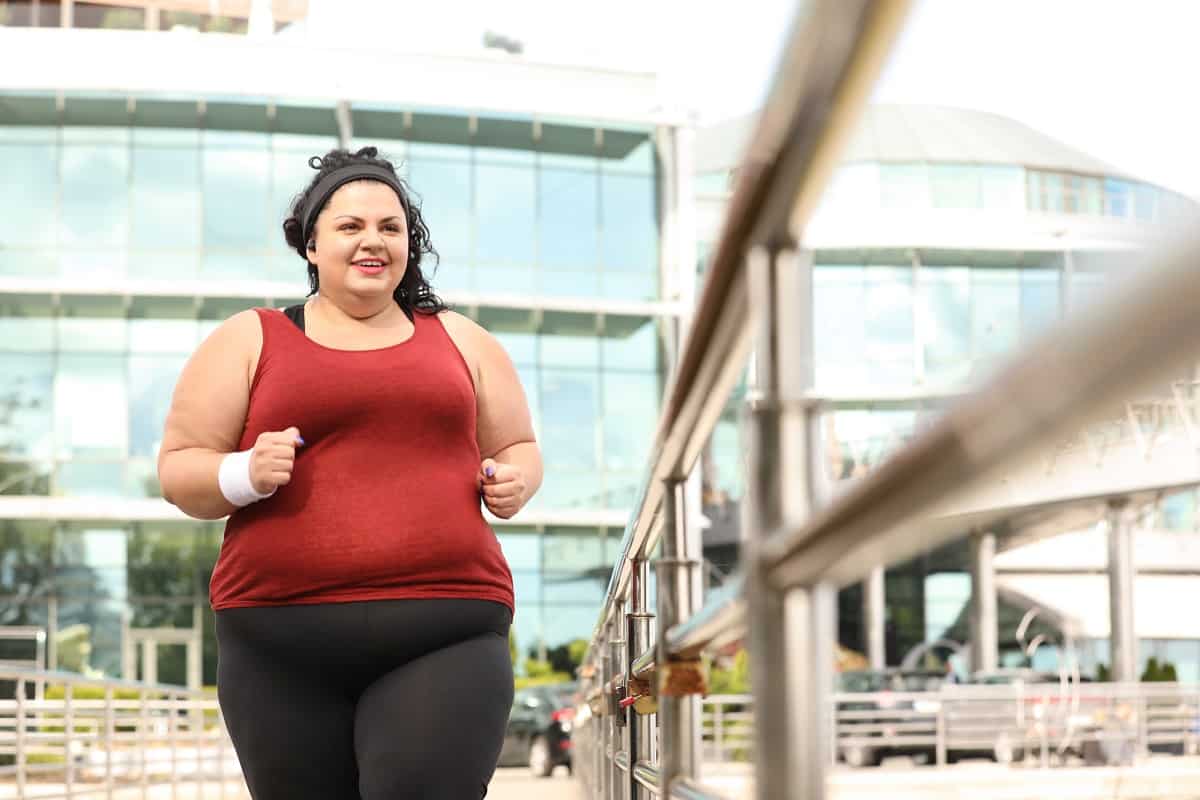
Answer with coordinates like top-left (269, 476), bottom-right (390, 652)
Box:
top-left (218, 449), bottom-right (276, 507)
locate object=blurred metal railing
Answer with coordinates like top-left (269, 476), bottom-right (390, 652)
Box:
top-left (702, 682), bottom-right (1200, 769)
top-left (573, 0), bottom-right (1200, 797)
top-left (0, 668), bottom-right (246, 799)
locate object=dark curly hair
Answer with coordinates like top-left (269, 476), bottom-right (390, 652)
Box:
top-left (281, 146), bottom-right (446, 319)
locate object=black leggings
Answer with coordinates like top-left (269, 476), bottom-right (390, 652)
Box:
top-left (215, 598), bottom-right (514, 800)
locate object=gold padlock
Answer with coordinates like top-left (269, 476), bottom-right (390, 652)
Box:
top-left (632, 694), bottom-right (659, 715)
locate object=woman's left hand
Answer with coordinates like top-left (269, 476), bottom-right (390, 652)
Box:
top-left (478, 458), bottom-right (527, 519)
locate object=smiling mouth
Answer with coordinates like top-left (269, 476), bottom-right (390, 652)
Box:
top-left (352, 260), bottom-right (387, 274)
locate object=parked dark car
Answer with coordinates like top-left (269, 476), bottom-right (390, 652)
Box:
top-left (835, 669), bottom-right (946, 767)
top-left (498, 682), bottom-right (578, 777)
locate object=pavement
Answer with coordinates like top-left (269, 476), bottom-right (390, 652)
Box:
top-left (488, 766), bottom-right (583, 800)
top-left (0, 769), bottom-right (582, 799)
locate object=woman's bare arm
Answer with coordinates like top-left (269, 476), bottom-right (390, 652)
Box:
top-left (446, 314), bottom-right (543, 511)
top-left (157, 309), bottom-right (261, 520)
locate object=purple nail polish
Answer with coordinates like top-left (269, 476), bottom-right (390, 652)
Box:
top-left (296, 436), bottom-right (306, 447)
top-left (485, 466), bottom-right (494, 478)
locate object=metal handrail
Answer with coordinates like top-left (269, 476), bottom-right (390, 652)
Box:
top-left (0, 668), bottom-right (243, 798)
top-left (580, 1), bottom-right (916, 799)
top-left (762, 231), bottom-right (1200, 590)
top-left (593, 0), bottom-right (913, 644)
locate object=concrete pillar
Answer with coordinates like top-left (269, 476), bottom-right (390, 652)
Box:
top-left (1107, 501), bottom-right (1137, 682)
top-left (968, 532), bottom-right (998, 675)
top-left (864, 566), bottom-right (886, 670)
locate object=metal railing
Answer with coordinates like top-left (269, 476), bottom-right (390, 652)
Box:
top-left (0, 668), bottom-right (246, 799)
top-left (573, 0), bottom-right (1200, 797)
top-left (703, 683), bottom-right (1200, 770)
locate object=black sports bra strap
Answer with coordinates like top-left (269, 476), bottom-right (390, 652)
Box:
top-left (282, 303), bottom-right (306, 333)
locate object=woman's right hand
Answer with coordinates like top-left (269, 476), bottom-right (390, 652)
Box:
top-left (249, 427), bottom-right (305, 495)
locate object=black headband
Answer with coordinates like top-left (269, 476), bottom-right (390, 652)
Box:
top-left (301, 163), bottom-right (409, 246)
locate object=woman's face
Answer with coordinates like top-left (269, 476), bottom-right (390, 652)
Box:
top-left (307, 180), bottom-right (410, 303)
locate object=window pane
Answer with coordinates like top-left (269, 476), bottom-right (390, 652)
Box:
top-left (603, 372), bottom-right (658, 472)
top-left (930, 165), bottom-right (980, 209)
top-left (539, 168), bottom-right (598, 270)
top-left (541, 331), bottom-right (599, 369)
top-left (864, 266), bottom-right (913, 386)
top-left (57, 317), bottom-right (126, 352)
top-left (602, 318), bottom-right (658, 372)
top-left (131, 145), bottom-right (200, 254)
top-left (971, 269), bottom-right (1020, 367)
top-left (60, 137), bottom-right (130, 276)
top-left (880, 164), bottom-right (929, 209)
top-left (0, 353), bottom-right (54, 459)
top-left (1020, 268), bottom-right (1060, 338)
top-left (920, 267), bottom-right (970, 386)
top-left (601, 174), bottom-right (656, 271)
top-left (475, 163), bottom-right (534, 267)
top-left (0, 141), bottom-right (58, 266)
top-left (815, 266), bottom-right (867, 387)
top-left (979, 166), bottom-right (1025, 211)
top-left (202, 133), bottom-right (270, 277)
top-left (1104, 178), bottom-right (1131, 218)
top-left (540, 369), bottom-right (598, 471)
top-left (409, 159), bottom-right (471, 264)
top-left (128, 355), bottom-right (186, 459)
top-left (55, 354), bottom-right (128, 458)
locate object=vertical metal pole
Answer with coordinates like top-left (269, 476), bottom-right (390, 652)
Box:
top-left (744, 243), bottom-right (828, 799)
top-left (48, 593), bottom-right (59, 672)
top-left (598, 640), bottom-right (610, 800)
top-left (15, 677), bottom-right (26, 796)
top-left (142, 638), bottom-right (158, 686)
top-left (105, 686), bottom-right (115, 800)
top-left (628, 559), bottom-right (653, 799)
top-left (865, 566), bottom-right (887, 670)
top-left (1061, 249), bottom-right (1075, 318)
top-left (910, 249), bottom-right (925, 384)
top-left (657, 478), bottom-right (702, 793)
top-left (789, 585), bottom-right (836, 800)
top-left (1107, 500), bottom-right (1137, 682)
top-left (969, 532), bottom-right (998, 675)
top-left (65, 683), bottom-right (76, 790)
top-left (609, 633), bottom-right (625, 800)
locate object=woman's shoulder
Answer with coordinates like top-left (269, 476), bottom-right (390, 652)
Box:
top-left (434, 308), bottom-right (492, 347)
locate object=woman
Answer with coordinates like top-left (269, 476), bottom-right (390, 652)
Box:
top-left (157, 146), bottom-right (542, 799)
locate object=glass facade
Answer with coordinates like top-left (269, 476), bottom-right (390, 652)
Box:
top-left (0, 92), bottom-right (669, 681)
top-left (0, 519), bottom-right (628, 683)
top-left (696, 149), bottom-right (1200, 672)
top-left (710, 161), bottom-right (1198, 224)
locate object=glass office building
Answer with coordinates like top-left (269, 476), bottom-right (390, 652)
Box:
top-left (0, 17), bottom-right (691, 683)
top-left (697, 105), bottom-right (1200, 680)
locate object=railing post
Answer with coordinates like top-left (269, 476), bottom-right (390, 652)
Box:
top-left (140, 687), bottom-right (149, 797)
top-left (969, 531), bottom-right (999, 675)
top-left (104, 685), bottom-right (115, 800)
top-left (627, 558), bottom-right (654, 799)
top-left (656, 477), bottom-right (702, 793)
top-left (598, 630), bottom-right (611, 800)
top-left (714, 700), bottom-right (724, 762)
top-left (610, 633), bottom-right (626, 800)
top-left (745, 242), bottom-right (831, 799)
top-left (15, 677), bottom-right (26, 796)
top-left (65, 682), bottom-right (76, 791)
top-left (865, 566), bottom-right (887, 671)
top-left (1107, 499), bottom-right (1138, 683)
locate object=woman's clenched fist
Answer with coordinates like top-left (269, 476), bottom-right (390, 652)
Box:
top-left (249, 426), bottom-right (306, 495)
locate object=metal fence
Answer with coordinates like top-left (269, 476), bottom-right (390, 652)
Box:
top-left (0, 669), bottom-right (245, 799)
top-left (701, 683), bottom-right (1200, 769)
top-left (572, 0), bottom-right (1200, 797)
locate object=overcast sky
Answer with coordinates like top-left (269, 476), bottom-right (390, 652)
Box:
top-left (661, 0), bottom-right (1200, 198)
top-left (319, 0), bottom-right (1199, 197)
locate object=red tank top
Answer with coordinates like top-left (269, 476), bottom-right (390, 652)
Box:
top-left (208, 307), bottom-right (514, 612)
